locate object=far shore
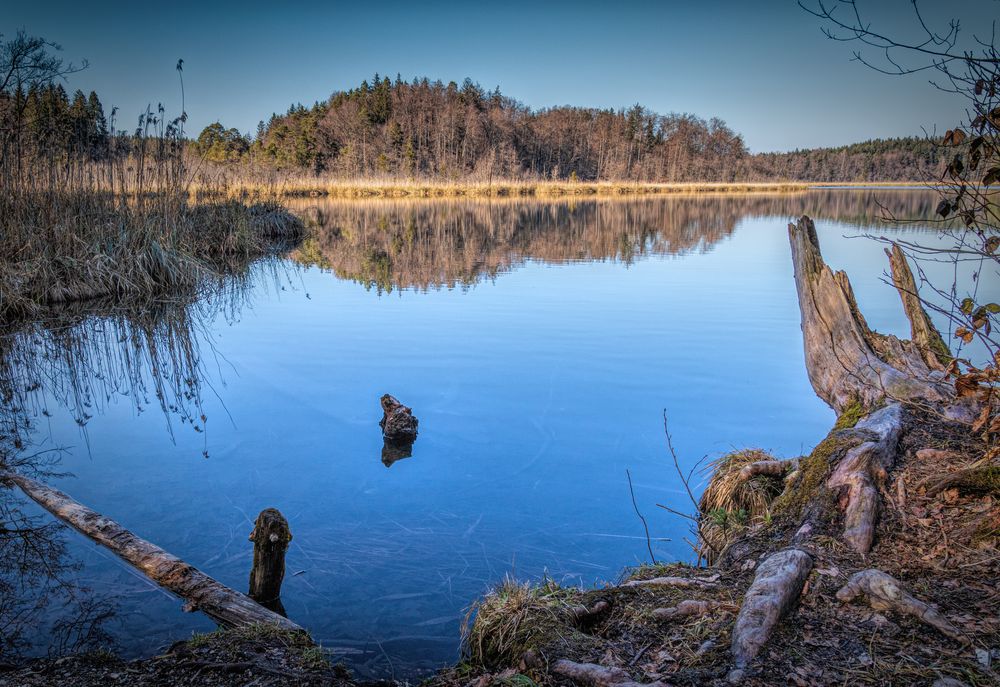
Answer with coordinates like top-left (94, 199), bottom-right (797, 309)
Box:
top-left (189, 178), bottom-right (938, 201)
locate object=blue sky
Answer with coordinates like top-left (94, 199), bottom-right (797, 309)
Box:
top-left (4, 0), bottom-right (997, 151)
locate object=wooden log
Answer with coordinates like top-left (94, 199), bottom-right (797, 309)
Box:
top-left (379, 394), bottom-right (418, 444)
top-left (248, 508), bottom-right (292, 615)
top-left (2, 472), bottom-right (303, 632)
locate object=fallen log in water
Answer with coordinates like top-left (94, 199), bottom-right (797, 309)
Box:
top-left (1, 471), bottom-right (303, 632)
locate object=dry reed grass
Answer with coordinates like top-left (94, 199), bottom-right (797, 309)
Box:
top-left (697, 449), bottom-right (787, 560)
top-left (0, 191), bottom-right (302, 321)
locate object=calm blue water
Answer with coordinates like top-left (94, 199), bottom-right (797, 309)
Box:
top-left (4, 190), bottom-right (980, 678)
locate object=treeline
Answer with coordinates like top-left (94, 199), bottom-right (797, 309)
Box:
top-left (747, 138), bottom-right (946, 183)
top-left (0, 74), bottom-right (948, 184)
top-left (0, 84), bottom-right (110, 165)
top-left (241, 75), bottom-right (946, 183)
top-left (252, 75), bottom-right (749, 181)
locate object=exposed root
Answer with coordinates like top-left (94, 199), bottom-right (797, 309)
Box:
top-left (921, 466), bottom-right (1000, 497)
top-left (835, 569), bottom-right (969, 644)
top-left (621, 574), bottom-right (719, 589)
top-left (826, 404), bottom-right (904, 553)
top-left (738, 459), bottom-right (798, 481)
top-left (568, 600), bottom-right (611, 624)
top-left (730, 548), bottom-right (813, 676)
top-left (652, 599), bottom-right (737, 620)
top-left (552, 660), bottom-right (667, 687)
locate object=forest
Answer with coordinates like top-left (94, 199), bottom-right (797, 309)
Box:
top-left (0, 76), bottom-right (946, 184)
top-left (247, 75), bottom-right (946, 182)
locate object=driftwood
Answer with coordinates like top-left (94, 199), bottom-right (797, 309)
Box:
top-left (729, 548), bottom-right (812, 679)
top-left (380, 394), bottom-right (418, 444)
top-left (836, 569), bottom-right (968, 643)
top-left (2, 472), bottom-right (302, 632)
top-left (248, 508), bottom-right (292, 615)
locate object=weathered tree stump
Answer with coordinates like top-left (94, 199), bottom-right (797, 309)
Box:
top-left (248, 508), bottom-right (292, 615)
top-left (721, 218), bottom-right (980, 681)
top-left (380, 394), bottom-right (418, 444)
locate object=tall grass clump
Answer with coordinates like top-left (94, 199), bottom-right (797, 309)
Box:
top-left (698, 448), bottom-right (787, 561)
top-left (0, 32), bottom-right (303, 321)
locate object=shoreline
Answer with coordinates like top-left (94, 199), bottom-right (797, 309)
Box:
top-left (189, 179), bottom-right (939, 201)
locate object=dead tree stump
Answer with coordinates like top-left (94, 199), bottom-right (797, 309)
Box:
top-left (248, 508), bottom-right (292, 615)
top-left (380, 394), bottom-right (418, 444)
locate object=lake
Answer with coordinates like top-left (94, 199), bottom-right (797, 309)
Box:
top-left (1, 189), bottom-right (972, 678)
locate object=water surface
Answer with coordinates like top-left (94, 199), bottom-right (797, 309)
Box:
top-left (1, 189), bottom-right (976, 678)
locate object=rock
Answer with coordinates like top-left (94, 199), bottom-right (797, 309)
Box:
top-left (379, 394), bottom-right (418, 444)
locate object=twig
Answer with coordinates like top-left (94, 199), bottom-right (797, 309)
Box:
top-left (626, 469), bottom-right (656, 564)
top-left (664, 410), bottom-right (699, 511)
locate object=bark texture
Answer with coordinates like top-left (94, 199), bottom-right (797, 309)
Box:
top-left (825, 404), bottom-right (904, 553)
top-left (788, 216), bottom-right (946, 413)
top-left (729, 548), bottom-right (813, 675)
top-left (380, 394), bottom-right (419, 444)
top-left (886, 243), bottom-right (950, 372)
top-left (836, 569), bottom-right (968, 643)
top-left (248, 508), bottom-right (292, 614)
top-left (4, 472), bottom-right (302, 632)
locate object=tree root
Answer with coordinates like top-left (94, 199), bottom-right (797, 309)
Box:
top-left (568, 600), bottom-right (611, 623)
top-left (729, 548), bottom-right (813, 680)
top-left (739, 459), bottom-right (798, 481)
top-left (826, 404), bottom-right (904, 553)
top-left (835, 569), bottom-right (969, 644)
top-left (552, 660), bottom-right (667, 687)
top-left (622, 574), bottom-right (719, 589)
top-left (921, 466), bottom-right (1000, 497)
top-left (653, 599), bottom-right (737, 620)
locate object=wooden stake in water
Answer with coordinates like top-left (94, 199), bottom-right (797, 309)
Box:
top-left (248, 508), bottom-right (292, 615)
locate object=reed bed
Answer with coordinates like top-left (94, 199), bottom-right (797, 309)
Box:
top-left (0, 191), bottom-right (303, 321)
top-left (0, 112), bottom-right (303, 322)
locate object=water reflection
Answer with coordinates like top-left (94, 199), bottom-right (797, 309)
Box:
top-left (0, 263), bottom-right (287, 659)
top-left (286, 190), bottom-right (938, 293)
top-left (0, 189), bottom-right (947, 673)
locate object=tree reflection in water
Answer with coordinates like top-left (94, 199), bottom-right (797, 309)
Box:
top-left (0, 261), bottom-right (288, 658)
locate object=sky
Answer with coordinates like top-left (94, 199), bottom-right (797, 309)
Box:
top-left (4, 0), bottom-right (998, 152)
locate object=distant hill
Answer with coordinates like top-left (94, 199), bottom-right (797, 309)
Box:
top-left (241, 76), bottom-right (945, 183)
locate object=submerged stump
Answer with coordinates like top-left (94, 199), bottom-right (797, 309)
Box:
top-left (248, 508), bottom-right (292, 616)
top-left (380, 394), bottom-right (419, 444)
